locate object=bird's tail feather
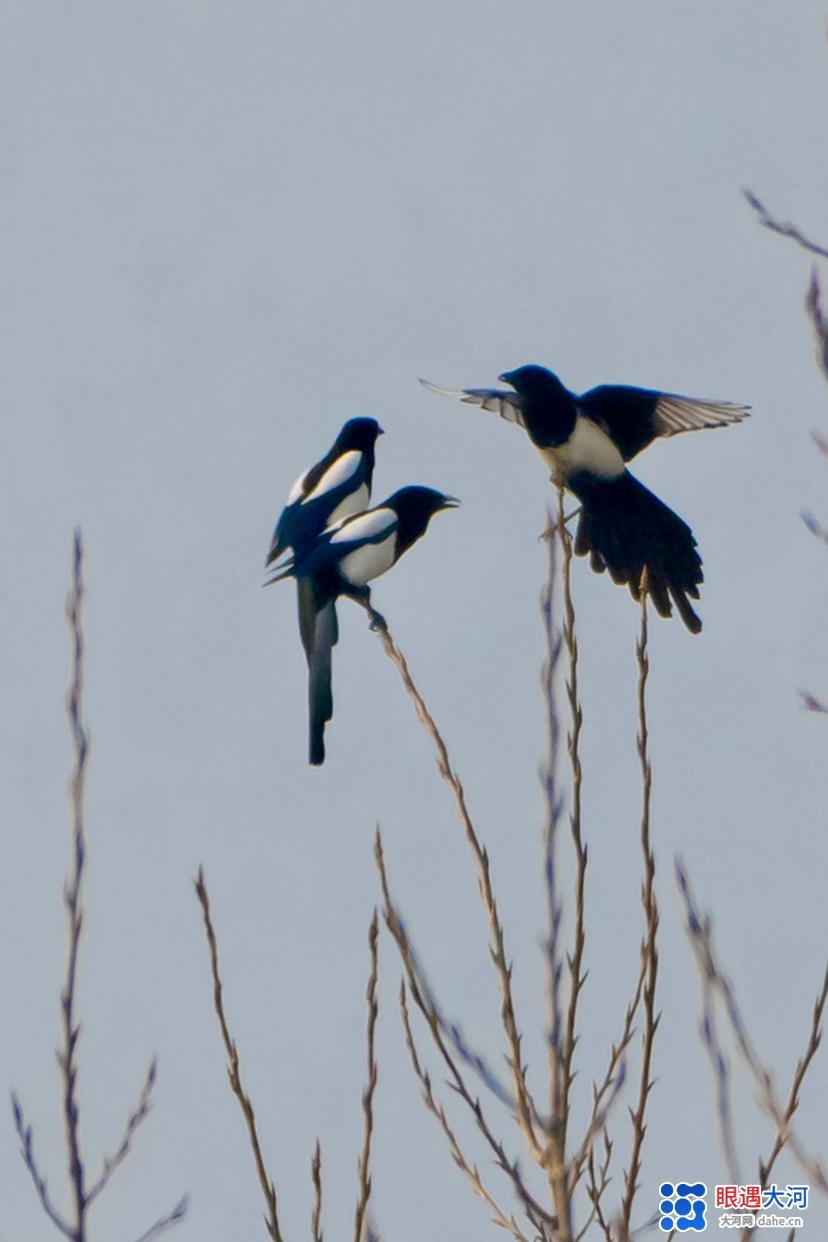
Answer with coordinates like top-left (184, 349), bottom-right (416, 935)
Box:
top-left (263, 560), bottom-right (295, 586)
top-left (572, 471), bottom-right (703, 634)
top-left (308, 598), bottom-right (338, 766)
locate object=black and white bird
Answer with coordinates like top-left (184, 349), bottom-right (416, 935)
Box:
top-left (267, 486), bottom-right (459, 765)
top-left (266, 417), bottom-right (383, 567)
top-left (422, 365), bottom-right (750, 633)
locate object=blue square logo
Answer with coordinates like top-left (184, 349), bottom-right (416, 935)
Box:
top-left (659, 1182), bottom-right (707, 1232)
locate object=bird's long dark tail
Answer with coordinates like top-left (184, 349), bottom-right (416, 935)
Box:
top-left (570, 470), bottom-right (703, 634)
top-left (306, 593), bottom-right (339, 766)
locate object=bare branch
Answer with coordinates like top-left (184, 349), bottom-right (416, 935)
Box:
top-left (741, 966), bottom-right (828, 1242)
top-left (62, 528), bottom-right (90, 1241)
top-left (398, 981), bottom-right (535, 1242)
top-left (194, 867), bottom-right (285, 1242)
top-left (368, 614), bottom-right (542, 1162)
top-left (551, 493), bottom-right (585, 1242)
top-left (744, 189), bottom-right (828, 261)
top-left (86, 1058), bottom-right (158, 1206)
top-left (799, 689), bottom-right (828, 714)
top-left (377, 833), bottom-right (555, 1237)
top-left (568, 959), bottom-right (643, 1193)
top-left (10, 1093), bottom-right (75, 1240)
top-left (540, 509), bottom-right (566, 1142)
top-left (131, 1195), bottom-right (189, 1242)
top-left (581, 1132), bottom-right (614, 1242)
top-left (619, 592), bottom-right (661, 1238)
top-left (806, 266), bottom-right (828, 383)
top-left (677, 862), bottom-right (828, 1197)
top-left (12, 532), bottom-right (185, 1242)
top-left (311, 1141), bottom-right (323, 1242)
top-left (354, 912), bottom-right (380, 1242)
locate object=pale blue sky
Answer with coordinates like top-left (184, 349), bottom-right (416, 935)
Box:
top-left (2, 3), bottom-right (828, 1239)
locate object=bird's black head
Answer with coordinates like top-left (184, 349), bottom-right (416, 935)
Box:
top-left (336, 417), bottom-right (384, 451)
top-left (385, 486), bottom-right (460, 554)
top-left (499, 364), bottom-right (568, 400)
top-left (499, 364), bottom-right (574, 447)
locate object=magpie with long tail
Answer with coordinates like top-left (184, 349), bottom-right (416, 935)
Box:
top-left (266, 417), bottom-right (383, 707)
top-left (266, 416), bottom-right (383, 567)
top-left (422, 365), bottom-right (750, 633)
top-left (266, 486), bottom-right (459, 765)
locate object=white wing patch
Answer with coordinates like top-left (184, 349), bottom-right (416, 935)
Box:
top-left (420, 379), bottom-right (526, 428)
top-left (654, 395), bottom-right (750, 437)
top-left (339, 532), bottom-right (398, 586)
top-left (326, 482), bottom-right (369, 528)
top-left (301, 450), bottom-right (362, 504)
top-left (330, 506), bottom-right (398, 545)
top-left (287, 467), bottom-right (308, 504)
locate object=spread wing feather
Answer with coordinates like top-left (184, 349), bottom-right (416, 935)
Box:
top-left (419, 379), bottom-right (526, 428)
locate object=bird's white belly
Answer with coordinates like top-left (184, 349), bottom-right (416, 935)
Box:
top-left (539, 417), bottom-right (624, 481)
top-left (340, 533), bottom-right (397, 586)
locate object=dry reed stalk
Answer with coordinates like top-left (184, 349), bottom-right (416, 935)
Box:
top-left (368, 612), bottom-right (542, 1164)
top-left (354, 911), bottom-right (380, 1242)
top-left (11, 532), bottom-right (185, 1242)
top-left (618, 590), bottom-right (660, 1240)
top-left (194, 866), bottom-right (284, 1242)
top-left (677, 862), bottom-right (828, 1200)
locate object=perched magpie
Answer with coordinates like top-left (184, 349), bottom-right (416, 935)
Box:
top-left (267, 486), bottom-right (459, 765)
top-left (422, 365), bottom-right (750, 633)
top-left (266, 416), bottom-right (383, 567)
top-left (266, 417), bottom-right (383, 714)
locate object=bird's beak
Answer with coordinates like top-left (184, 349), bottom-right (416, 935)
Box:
top-left (498, 371), bottom-right (513, 385)
top-left (441, 496), bottom-right (461, 510)
top-left (377, 426), bottom-right (385, 435)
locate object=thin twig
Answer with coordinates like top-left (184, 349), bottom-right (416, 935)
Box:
top-left (12, 532), bottom-right (185, 1242)
top-left (398, 981), bottom-right (534, 1242)
top-left (744, 189), bottom-right (828, 261)
top-left (741, 968), bottom-right (828, 1241)
top-left (556, 491), bottom-right (586, 1242)
top-left (568, 957), bottom-right (644, 1194)
top-left (10, 1095), bottom-right (75, 1240)
top-left (581, 1132), bottom-right (614, 1242)
top-left (130, 1195), bottom-right (189, 1242)
top-left (368, 613), bottom-right (542, 1163)
top-left (354, 912), bottom-right (380, 1242)
top-left (806, 266), bottom-right (828, 384)
top-left (761, 958), bottom-right (828, 1183)
top-left (540, 511), bottom-right (566, 1154)
top-left (194, 868), bottom-right (285, 1242)
top-left (376, 833), bottom-right (555, 1237)
top-left (556, 481), bottom-right (588, 1172)
top-left (311, 1141), bottom-right (324, 1242)
top-left (799, 689), bottom-right (828, 713)
top-left (86, 1059), bottom-right (158, 1206)
top-left (677, 862), bottom-right (828, 1198)
top-left (619, 591), bottom-right (661, 1239)
top-left (62, 528), bottom-right (90, 1241)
